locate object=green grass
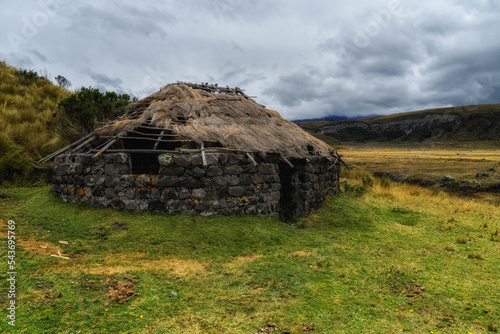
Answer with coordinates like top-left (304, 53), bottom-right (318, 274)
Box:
top-left (1, 182), bottom-right (499, 333)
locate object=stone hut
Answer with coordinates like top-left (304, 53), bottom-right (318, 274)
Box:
top-left (42, 83), bottom-right (341, 219)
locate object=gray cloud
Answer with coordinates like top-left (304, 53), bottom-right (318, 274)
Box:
top-left (0, 0), bottom-right (499, 120)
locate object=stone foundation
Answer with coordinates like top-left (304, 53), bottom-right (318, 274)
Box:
top-left (51, 152), bottom-right (340, 219)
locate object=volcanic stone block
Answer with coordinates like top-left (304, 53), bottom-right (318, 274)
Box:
top-left (214, 176), bottom-right (228, 186)
top-left (227, 154), bottom-right (241, 165)
top-left (228, 175), bottom-right (240, 186)
top-left (120, 175), bottom-right (135, 187)
top-left (149, 201), bottom-right (166, 212)
top-left (216, 186), bottom-right (228, 197)
top-left (192, 188), bottom-right (207, 199)
top-left (105, 164), bottom-right (116, 176)
top-left (206, 166), bottom-right (223, 177)
top-left (179, 178), bottom-right (202, 189)
top-left (179, 189), bottom-right (191, 199)
top-left (173, 156), bottom-right (190, 167)
top-left (124, 200), bottom-right (139, 211)
top-left (205, 154), bottom-right (218, 166)
top-left (136, 174), bottom-right (151, 187)
top-left (156, 176), bottom-right (179, 187)
top-left (163, 189), bottom-right (178, 199)
top-left (187, 167), bottom-right (206, 178)
top-left (158, 154), bottom-right (173, 167)
top-left (84, 176), bottom-right (96, 187)
top-left (218, 154), bottom-right (228, 165)
top-left (191, 155), bottom-right (203, 166)
top-left (160, 167), bottom-right (185, 176)
top-left (151, 188), bottom-right (161, 199)
top-left (228, 186), bottom-right (245, 197)
top-left (225, 165), bottom-right (243, 175)
top-left (104, 188), bottom-right (115, 199)
top-left (113, 153), bottom-right (129, 164)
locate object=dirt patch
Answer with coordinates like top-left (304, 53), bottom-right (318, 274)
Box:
top-left (291, 250), bottom-right (312, 257)
top-left (87, 254), bottom-right (209, 277)
top-left (0, 219), bottom-right (6, 229)
top-left (105, 276), bottom-right (139, 304)
top-left (18, 236), bottom-right (67, 257)
top-left (230, 254), bottom-right (261, 265)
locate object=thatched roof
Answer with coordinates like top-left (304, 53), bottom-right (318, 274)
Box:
top-left (101, 83), bottom-right (332, 156)
top-left (39, 83), bottom-right (335, 163)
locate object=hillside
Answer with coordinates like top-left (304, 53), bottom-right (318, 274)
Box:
top-left (308, 104), bottom-right (500, 145)
top-left (0, 62), bottom-right (70, 185)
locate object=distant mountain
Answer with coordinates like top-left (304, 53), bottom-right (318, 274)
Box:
top-left (301, 104), bottom-right (500, 145)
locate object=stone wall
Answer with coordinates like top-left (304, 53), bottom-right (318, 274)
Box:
top-left (51, 152), bottom-right (339, 219)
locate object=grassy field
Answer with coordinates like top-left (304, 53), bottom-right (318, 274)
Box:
top-left (341, 144), bottom-right (500, 199)
top-left (1, 164), bottom-right (499, 333)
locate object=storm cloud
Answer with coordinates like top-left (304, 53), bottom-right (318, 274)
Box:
top-left (1, 0), bottom-right (499, 120)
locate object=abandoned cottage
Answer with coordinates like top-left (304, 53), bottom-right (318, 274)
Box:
top-left (42, 82), bottom-right (341, 219)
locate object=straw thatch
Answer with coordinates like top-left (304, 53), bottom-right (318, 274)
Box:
top-left (96, 83), bottom-right (333, 157)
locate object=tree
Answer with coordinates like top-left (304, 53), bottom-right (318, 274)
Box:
top-left (54, 87), bottom-right (131, 142)
top-left (55, 75), bottom-right (71, 89)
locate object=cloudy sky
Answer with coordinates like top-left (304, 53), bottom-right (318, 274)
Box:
top-left (1, 0), bottom-right (499, 120)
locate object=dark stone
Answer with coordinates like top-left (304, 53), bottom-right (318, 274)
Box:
top-left (178, 189), bottom-right (190, 199)
top-left (156, 176), bottom-right (179, 187)
top-left (92, 186), bottom-right (105, 197)
top-left (105, 176), bottom-right (117, 187)
top-left (149, 201), bottom-right (166, 212)
top-left (74, 164), bottom-right (83, 175)
top-left (74, 176), bottom-right (84, 186)
top-left (225, 165), bottom-right (243, 175)
top-left (202, 178), bottom-right (214, 187)
top-left (270, 183), bottom-right (281, 191)
top-left (84, 176), bottom-right (96, 187)
top-left (218, 154), bottom-right (228, 165)
top-left (195, 202), bottom-right (211, 212)
top-left (120, 175), bottom-right (135, 187)
top-left (244, 165), bottom-right (257, 173)
top-left (151, 188), bottom-right (161, 199)
top-left (173, 156), bottom-right (190, 167)
top-left (228, 186), bottom-right (245, 197)
top-left (104, 188), bottom-right (115, 199)
top-left (55, 164), bottom-right (68, 176)
top-left (117, 166), bottom-right (131, 174)
top-left (205, 188), bottom-right (217, 199)
top-left (179, 178), bottom-right (202, 189)
top-left (125, 189), bottom-right (136, 199)
top-left (110, 199), bottom-right (123, 208)
top-left (113, 153), bottom-right (129, 164)
top-left (138, 188), bottom-right (150, 199)
top-left (160, 167), bottom-right (185, 176)
top-left (214, 176), bottom-right (228, 186)
top-left (227, 154), bottom-right (241, 165)
top-left (206, 166), bottom-right (223, 177)
top-left (258, 164), bottom-right (275, 175)
top-left (190, 155), bottom-right (203, 166)
top-left (228, 175), bottom-right (240, 186)
top-left (163, 189), bottom-right (178, 199)
top-left (80, 155), bottom-right (93, 165)
top-left (251, 174), bottom-right (261, 185)
top-left (187, 167), bottom-right (206, 178)
top-left (248, 196), bottom-right (259, 205)
top-left (52, 176), bottom-right (63, 185)
top-left (215, 199), bottom-right (228, 209)
top-left (205, 154), bottom-right (218, 166)
top-left (217, 187), bottom-right (228, 197)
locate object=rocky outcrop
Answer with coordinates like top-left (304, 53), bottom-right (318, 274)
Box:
top-left (318, 113), bottom-right (463, 142)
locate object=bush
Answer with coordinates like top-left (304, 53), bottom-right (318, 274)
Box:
top-left (54, 87), bottom-right (131, 142)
